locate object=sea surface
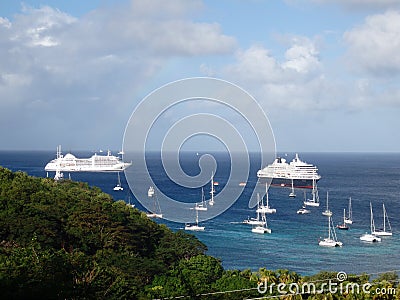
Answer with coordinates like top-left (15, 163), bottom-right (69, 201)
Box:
top-left (0, 151), bottom-right (399, 277)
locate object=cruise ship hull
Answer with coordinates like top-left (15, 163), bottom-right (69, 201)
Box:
top-left (259, 177), bottom-right (318, 189)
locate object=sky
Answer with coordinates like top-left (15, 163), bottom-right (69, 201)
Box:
top-left (0, 0), bottom-right (400, 152)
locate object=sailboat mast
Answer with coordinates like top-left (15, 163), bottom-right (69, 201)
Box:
top-left (328, 215), bottom-right (331, 239)
top-left (383, 203), bottom-right (386, 232)
top-left (348, 197), bottom-right (352, 219)
top-left (370, 202), bottom-right (375, 233)
top-left (210, 172), bottom-right (215, 205)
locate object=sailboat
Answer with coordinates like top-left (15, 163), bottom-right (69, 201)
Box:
top-left (195, 188), bottom-right (208, 211)
top-left (322, 191), bottom-right (332, 217)
top-left (127, 194), bottom-right (135, 208)
top-left (185, 208), bottom-right (205, 231)
top-left (251, 211), bottom-right (271, 234)
top-left (148, 186), bottom-right (155, 198)
top-left (336, 208), bottom-right (349, 230)
top-left (372, 203), bottom-right (392, 236)
top-left (113, 172), bottom-right (124, 191)
top-left (146, 186), bottom-right (163, 218)
top-left (303, 178), bottom-right (320, 207)
top-left (256, 184), bottom-right (276, 214)
top-left (243, 194), bottom-right (267, 225)
top-left (360, 202), bottom-right (381, 242)
top-left (289, 178), bottom-right (296, 198)
top-left (344, 197), bottom-right (353, 224)
top-left (209, 173), bottom-right (215, 206)
top-left (319, 214), bottom-right (343, 247)
top-left (297, 191), bottom-right (310, 214)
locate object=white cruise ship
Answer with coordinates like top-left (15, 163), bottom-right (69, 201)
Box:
top-left (45, 146), bottom-right (132, 173)
top-left (257, 153), bottom-right (321, 188)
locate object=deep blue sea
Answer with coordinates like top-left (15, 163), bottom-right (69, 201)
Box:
top-left (1, 151), bottom-right (399, 277)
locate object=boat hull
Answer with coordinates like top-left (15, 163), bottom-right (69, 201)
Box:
top-left (372, 231), bottom-right (392, 236)
top-left (259, 177), bottom-right (319, 189)
top-left (303, 201), bottom-right (320, 207)
top-left (252, 227), bottom-right (271, 234)
top-left (319, 238), bottom-right (343, 247)
top-left (185, 225), bottom-right (205, 231)
top-left (360, 234), bottom-right (381, 242)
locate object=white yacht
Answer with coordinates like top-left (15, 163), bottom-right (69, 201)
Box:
top-left (209, 173), bottom-right (216, 206)
top-left (243, 193), bottom-right (267, 226)
top-left (113, 172), bottom-right (123, 191)
top-left (251, 211), bottom-right (271, 234)
top-left (297, 205), bottom-right (310, 214)
top-left (257, 153), bottom-right (321, 188)
top-left (372, 203), bottom-right (392, 237)
top-left (319, 213), bottom-right (343, 247)
top-left (146, 186), bottom-right (162, 219)
top-left (195, 188), bottom-right (208, 211)
top-left (256, 185), bottom-right (276, 214)
top-left (303, 179), bottom-right (320, 207)
top-left (360, 202), bottom-right (382, 243)
top-left (322, 191), bottom-right (332, 217)
top-left (185, 209), bottom-right (205, 231)
top-left (344, 197), bottom-right (353, 224)
top-left (147, 186), bottom-right (155, 198)
top-left (45, 145), bottom-right (132, 174)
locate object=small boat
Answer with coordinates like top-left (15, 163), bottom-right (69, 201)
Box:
top-left (372, 203), bottom-right (392, 236)
top-left (319, 214), bottom-right (343, 247)
top-left (289, 179), bottom-right (296, 198)
top-left (185, 209), bottom-right (205, 231)
top-left (251, 211), bottom-right (271, 234)
top-left (360, 202), bottom-right (381, 242)
top-left (256, 184), bottom-right (276, 214)
top-left (209, 173), bottom-right (216, 206)
top-left (195, 188), bottom-right (208, 211)
top-left (252, 225), bottom-right (272, 234)
top-left (336, 208), bottom-right (349, 230)
top-left (146, 213), bottom-right (163, 218)
top-left (126, 195), bottom-right (135, 208)
top-left (297, 205), bottom-right (310, 214)
top-left (303, 178), bottom-right (320, 207)
top-left (148, 186), bottom-right (155, 198)
top-left (146, 187), bottom-right (163, 219)
top-left (243, 194), bottom-right (266, 226)
top-left (322, 191), bottom-right (332, 217)
top-left (113, 172), bottom-right (124, 191)
top-left (344, 197), bottom-right (353, 224)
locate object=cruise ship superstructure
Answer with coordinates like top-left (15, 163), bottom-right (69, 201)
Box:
top-left (257, 153), bottom-right (321, 188)
top-left (45, 146), bottom-right (132, 177)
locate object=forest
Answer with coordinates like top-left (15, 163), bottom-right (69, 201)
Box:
top-left (0, 166), bottom-right (398, 299)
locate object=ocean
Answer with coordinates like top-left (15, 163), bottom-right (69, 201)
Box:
top-left (0, 150), bottom-right (399, 277)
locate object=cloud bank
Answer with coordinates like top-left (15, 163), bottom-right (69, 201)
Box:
top-left (0, 1), bottom-right (236, 149)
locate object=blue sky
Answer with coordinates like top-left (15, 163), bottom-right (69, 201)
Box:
top-left (0, 0), bottom-right (400, 152)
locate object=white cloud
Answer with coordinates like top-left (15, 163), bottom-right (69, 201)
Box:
top-left (344, 10), bottom-right (400, 76)
top-left (282, 37), bottom-right (320, 74)
top-left (0, 1), bottom-right (237, 149)
top-left (309, 0), bottom-right (400, 10)
top-left (221, 37), bottom-right (330, 112)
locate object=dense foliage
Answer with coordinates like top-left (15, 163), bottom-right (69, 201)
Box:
top-left (0, 167), bottom-right (398, 299)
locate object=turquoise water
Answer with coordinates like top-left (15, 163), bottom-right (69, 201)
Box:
top-left (1, 151), bottom-right (399, 276)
